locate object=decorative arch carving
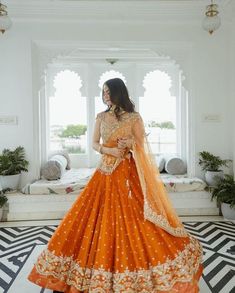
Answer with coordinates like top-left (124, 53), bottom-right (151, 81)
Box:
top-left (98, 70), bottom-right (126, 89)
top-left (143, 70), bottom-right (172, 92)
top-left (51, 69), bottom-right (83, 97)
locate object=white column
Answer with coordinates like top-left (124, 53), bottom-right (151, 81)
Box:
top-left (39, 82), bottom-right (49, 167)
top-left (87, 65), bottom-right (95, 168)
top-left (184, 87), bottom-right (195, 178)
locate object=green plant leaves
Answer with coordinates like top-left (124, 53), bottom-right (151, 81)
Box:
top-left (0, 146), bottom-right (29, 176)
top-left (210, 174), bottom-right (235, 208)
top-left (198, 151), bottom-right (232, 171)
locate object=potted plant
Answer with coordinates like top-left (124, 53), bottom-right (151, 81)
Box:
top-left (0, 146), bottom-right (29, 190)
top-left (198, 151), bottom-right (232, 186)
top-left (210, 174), bottom-right (235, 220)
top-left (0, 188), bottom-right (10, 221)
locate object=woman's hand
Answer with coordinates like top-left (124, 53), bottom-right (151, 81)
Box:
top-left (117, 137), bottom-right (133, 149)
top-left (108, 147), bottom-right (125, 158)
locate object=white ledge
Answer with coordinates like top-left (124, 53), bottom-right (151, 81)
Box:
top-left (4, 191), bottom-right (219, 221)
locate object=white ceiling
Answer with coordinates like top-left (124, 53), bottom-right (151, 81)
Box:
top-left (3, 0), bottom-right (234, 22)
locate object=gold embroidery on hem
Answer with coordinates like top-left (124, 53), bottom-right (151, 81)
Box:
top-left (143, 200), bottom-right (188, 238)
top-left (34, 235), bottom-right (203, 292)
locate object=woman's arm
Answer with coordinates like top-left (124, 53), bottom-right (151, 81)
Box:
top-left (92, 115), bottom-right (125, 158)
top-left (92, 117), bottom-right (103, 153)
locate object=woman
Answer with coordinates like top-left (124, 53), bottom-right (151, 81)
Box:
top-left (28, 78), bottom-right (203, 292)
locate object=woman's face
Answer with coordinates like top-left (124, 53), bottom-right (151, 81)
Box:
top-left (103, 84), bottom-right (113, 106)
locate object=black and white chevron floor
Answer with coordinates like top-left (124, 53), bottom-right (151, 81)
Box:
top-left (0, 221), bottom-right (235, 293)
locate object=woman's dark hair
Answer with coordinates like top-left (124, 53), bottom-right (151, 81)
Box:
top-left (102, 78), bottom-right (135, 119)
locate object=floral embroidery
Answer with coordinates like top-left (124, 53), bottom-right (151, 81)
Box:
top-left (99, 112), bottom-right (139, 144)
top-left (97, 154), bottom-right (123, 175)
top-left (97, 112), bottom-right (139, 175)
top-left (35, 235), bottom-right (202, 292)
top-left (143, 200), bottom-right (188, 237)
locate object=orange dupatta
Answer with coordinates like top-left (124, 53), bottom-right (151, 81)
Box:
top-left (131, 114), bottom-right (188, 238)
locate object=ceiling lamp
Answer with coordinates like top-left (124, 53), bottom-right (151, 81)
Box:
top-left (0, 1), bottom-right (12, 34)
top-left (202, 0), bottom-right (221, 34)
top-left (106, 58), bottom-right (119, 65)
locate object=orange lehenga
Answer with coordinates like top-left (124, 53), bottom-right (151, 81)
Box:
top-left (28, 112), bottom-right (203, 292)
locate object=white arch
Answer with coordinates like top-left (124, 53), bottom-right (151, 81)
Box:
top-left (98, 70), bottom-right (126, 89)
top-left (143, 70), bottom-right (172, 92)
top-left (53, 69), bottom-right (82, 94)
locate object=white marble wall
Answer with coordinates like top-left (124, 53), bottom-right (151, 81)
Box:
top-left (0, 1), bottom-right (234, 188)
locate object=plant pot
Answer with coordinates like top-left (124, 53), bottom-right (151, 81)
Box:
top-left (221, 202), bottom-right (235, 220)
top-left (0, 208), bottom-right (3, 221)
top-left (0, 174), bottom-right (21, 190)
top-left (205, 170), bottom-right (224, 186)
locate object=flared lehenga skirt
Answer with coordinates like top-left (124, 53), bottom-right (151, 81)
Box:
top-left (28, 156), bottom-right (203, 292)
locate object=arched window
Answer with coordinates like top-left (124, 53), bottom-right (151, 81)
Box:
top-left (49, 70), bottom-right (87, 154)
top-left (43, 61), bottom-right (189, 172)
top-left (95, 70), bottom-right (127, 116)
top-left (139, 70), bottom-right (177, 155)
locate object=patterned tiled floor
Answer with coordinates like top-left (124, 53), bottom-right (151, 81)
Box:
top-left (0, 219), bottom-right (234, 293)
